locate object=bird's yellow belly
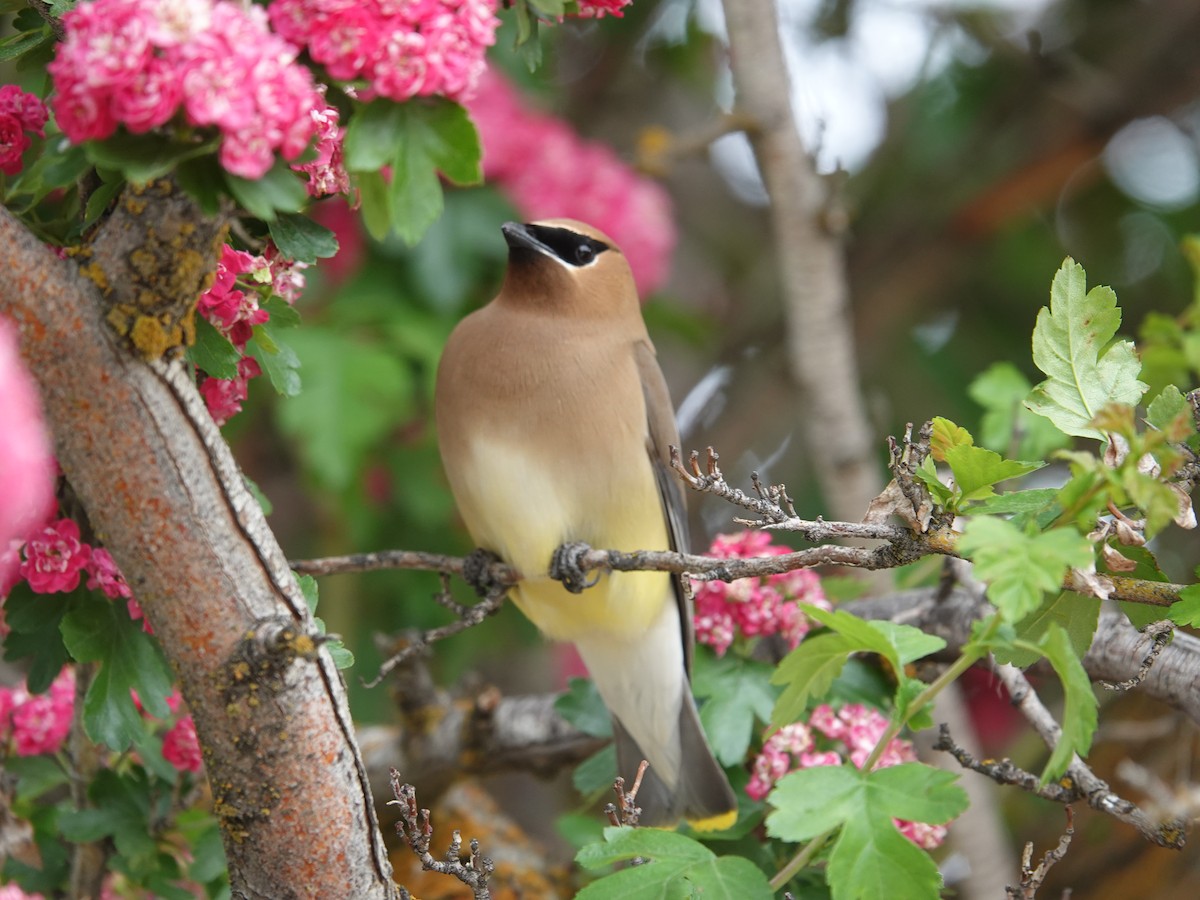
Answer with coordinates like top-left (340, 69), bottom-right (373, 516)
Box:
top-left (452, 436), bottom-right (672, 641)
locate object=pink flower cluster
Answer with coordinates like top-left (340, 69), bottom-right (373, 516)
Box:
top-left (0, 84), bottom-right (48, 176)
top-left (691, 531), bottom-right (831, 656)
top-left (269, 0), bottom-right (499, 103)
top-left (0, 885), bottom-right (45, 900)
top-left (465, 70), bottom-right (676, 296)
top-left (195, 243), bottom-right (306, 425)
top-left (575, 0), bottom-right (633, 16)
top-left (292, 101), bottom-right (350, 198)
top-left (0, 319), bottom-right (55, 593)
top-left (0, 667), bottom-right (75, 757)
top-left (19, 518), bottom-right (91, 594)
top-left (747, 703), bottom-right (947, 849)
top-left (162, 715), bottom-right (203, 773)
top-left (49, 0), bottom-right (321, 179)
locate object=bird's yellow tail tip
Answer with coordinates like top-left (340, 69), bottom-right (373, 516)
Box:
top-left (686, 809), bottom-right (737, 833)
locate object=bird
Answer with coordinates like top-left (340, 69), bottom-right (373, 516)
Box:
top-left (434, 218), bottom-right (738, 830)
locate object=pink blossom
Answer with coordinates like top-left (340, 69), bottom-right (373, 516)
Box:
top-left (262, 244), bottom-right (308, 304)
top-left (292, 102), bottom-right (350, 198)
top-left (126, 596), bottom-right (152, 633)
top-left (574, 0), bottom-right (633, 17)
top-left (465, 70), bottom-right (676, 295)
top-left (162, 715), bottom-right (203, 773)
top-left (49, 0), bottom-right (321, 179)
top-left (0, 667), bottom-right (75, 757)
top-left (691, 532), bottom-right (831, 656)
top-left (0, 885), bottom-right (47, 899)
top-left (200, 357), bottom-right (262, 425)
top-left (86, 547), bottom-right (132, 600)
top-left (269, 0), bottom-right (499, 103)
top-left (746, 702), bottom-right (945, 848)
top-left (197, 244), bottom-right (269, 349)
top-left (0, 114), bottom-right (29, 174)
top-left (0, 320), bottom-right (56, 592)
top-left (19, 518), bottom-right (91, 595)
top-left (0, 85), bottom-right (50, 138)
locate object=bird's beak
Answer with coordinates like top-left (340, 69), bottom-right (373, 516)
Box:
top-left (501, 221), bottom-right (550, 256)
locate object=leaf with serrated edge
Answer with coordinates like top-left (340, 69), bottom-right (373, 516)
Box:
top-left (1168, 583), bottom-right (1200, 627)
top-left (994, 591), bottom-right (1098, 668)
top-left (944, 444), bottom-right (1043, 503)
top-left (1026, 258), bottom-right (1147, 439)
top-left (1026, 624), bottom-right (1098, 783)
top-left (929, 416), bottom-right (973, 461)
top-left (959, 518), bottom-right (1094, 622)
top-left (770, 632), bottom-right (855, 727)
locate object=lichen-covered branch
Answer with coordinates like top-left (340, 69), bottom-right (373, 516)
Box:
top-left (0, 198), bottom-right (395, 898)
top-left (994, 663), bottom-right (1187, 849)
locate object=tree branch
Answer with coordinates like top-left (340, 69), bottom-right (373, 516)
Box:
top-left (993, 663), bottom-right (1187, 849)
top-left (720, 0), bottom-right (883, 521)
top-left (0, 195), bottom-right (395, 897)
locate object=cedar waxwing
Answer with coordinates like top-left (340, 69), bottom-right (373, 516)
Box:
top-left (434, 219), bottom-right (737, 830)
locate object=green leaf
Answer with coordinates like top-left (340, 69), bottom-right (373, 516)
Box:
top-left (354, 170), bottom-right (391, 241)
top-left (966, 488), bottom-right (1058, 516)
top-left (958, 518), bottom-right (1094, 622)
top-left (943, 444), bottom-right (1043, 504)
top-left (1168, 583), bottom-right (1200, 627)
top-left (929, 416), bottom-right (974, 461)
top-left (224, 159), bottom-right (309, 221)
top-left (243, 474), bottom-right (273, 515)
top-left (914, 456), bottom-right (953, 507)
top-left (388, 100), bottom-right (483, 245)
top-left (60, 598), bottom-right (174, 751)
top-left (771, 632), bottom-right (856, 727)
top-left (969, 362), bottom-right (1070, 460)
top-left (1025, 258), bottom-right (1147, 439)
top-left (768, 764), bottom-right (966, 900)
top-left (275, 327), bottom-right (412, 490)
top-left (1031, 624), bottom-right (1098, 782)
top-left (573, 744), bottom-right (617, 795)
top-left (7, 755), bottom-right (70, 802)
top-left (692, 653), bottom-right (777, 766)
top-left (84, 131), bottom-right (217, 185)
top-left (1146, 385), bottom-right (1190, 433)
top-left (246, 327), bottom-right (302, 397)
top-left (0, 23), bottom-right (51, 61)
top-left (297, 573), bottom-right (319, 616)
top-left (993, 592), bottom-right (1098, 668)
top-left (1122, 468), bottom-right (1180, 537)
top-left (268, 212), bottom-right (339, 264)
top-left (576, 827), bottom-right (772, 900)
top-left (555, 677), bottom-right (613, 739)
top-left (2, 590), bottom-right (72, 693)
top-left (188, 316), bottom-right (240, 379)
top-left (345, 98), bottom-right (481, 244)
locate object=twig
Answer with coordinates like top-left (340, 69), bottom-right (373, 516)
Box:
top-left (1099, 620), bottom-right (1174, 691)
top-left (604, 760), bottom-right (648, 829)
top-left (993, 663), bottom-right (1187, 849)
top-left (934, 724), bottom-right (1082, 804)
top-left (365, 581), bottom-right (507, 689)
top-left (1006, 808), bottom-right (1075, 899)
top-left (389, 769), bottom-right (494, 900)
top-left (290, 538), bottom-right (1188, 608)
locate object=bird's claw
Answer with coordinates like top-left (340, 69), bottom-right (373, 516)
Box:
top-left (462, 548), bottom-right (505, 598)
top-left (550, 541), bottom-right (600, 594)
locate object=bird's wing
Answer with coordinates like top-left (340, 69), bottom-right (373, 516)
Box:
top-left (634, 339), bottom-right (694, 676)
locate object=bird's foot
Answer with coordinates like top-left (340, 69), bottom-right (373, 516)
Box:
top-left (462, 548), bottom-right (506, 598)
top-left (550, 541), bottom-right (600, 594)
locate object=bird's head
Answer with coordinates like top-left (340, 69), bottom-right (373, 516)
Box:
top-left (498, 219), bottom-right (640, 317)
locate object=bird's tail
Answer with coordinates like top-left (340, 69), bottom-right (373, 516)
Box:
top-left (613, 689), bottom-right (738, 831)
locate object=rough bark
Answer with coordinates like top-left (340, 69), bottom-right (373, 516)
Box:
top-left (0, 193), bottom-right (395, 898)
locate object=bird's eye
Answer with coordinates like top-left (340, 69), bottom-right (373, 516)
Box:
top-left (574, 244), bottom-right (596, 265)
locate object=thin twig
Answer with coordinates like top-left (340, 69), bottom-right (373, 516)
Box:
top-left (1099, 620), bottom-right (1174, 691)
top-left (389, 769), bottom-right (494, 900)
top-left (1006, 807), bottom-right (1075, 899)
top-left (993, 663), bottom-right (1187, 849)
top-left (934, 724), bottom-right (1082, 804)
